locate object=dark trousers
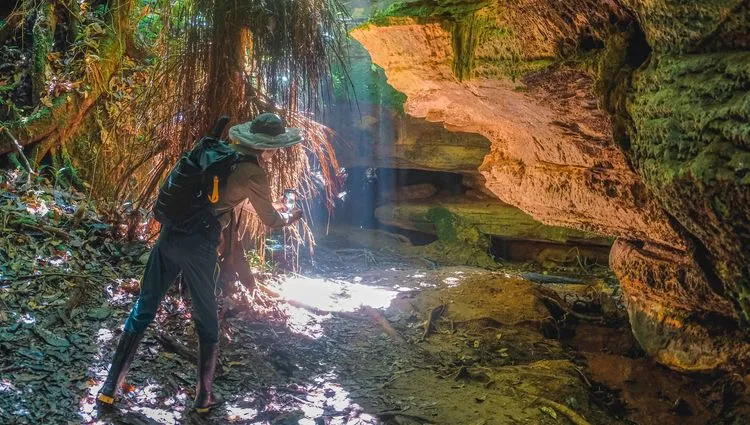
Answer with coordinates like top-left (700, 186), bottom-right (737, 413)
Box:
top-left (124, 226), bottom-right (221, 343)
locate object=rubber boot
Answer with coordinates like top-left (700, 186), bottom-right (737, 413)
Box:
top-left (96, 330), bottom-right (144, 407)
top-left (193, 342), bottom-right (223, 414)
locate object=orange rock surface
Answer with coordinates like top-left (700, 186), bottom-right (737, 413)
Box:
top-left (352, 22), bottom-right (682, 248)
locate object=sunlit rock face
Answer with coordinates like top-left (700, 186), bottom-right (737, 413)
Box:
top-left (350, 0), bottom-right (750, 371)
top-left (328, 103), bottom-right (490, 174)
top-left (351, 20), bottom-right (681, 247)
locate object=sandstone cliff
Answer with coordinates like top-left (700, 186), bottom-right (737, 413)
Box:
top-left (347, 0), bottom-right (750, 372)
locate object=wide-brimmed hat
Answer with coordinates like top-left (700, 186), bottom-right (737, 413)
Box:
top-left (228, 113), bottom-right (303, 154)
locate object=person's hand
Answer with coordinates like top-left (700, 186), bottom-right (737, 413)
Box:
top-left (287, 208), bottom-right (303, 224)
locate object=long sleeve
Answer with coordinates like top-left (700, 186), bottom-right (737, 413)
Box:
top-left (243, 167), bottom-right (287, 229)
top-left (212, 161), bottom-right (287, 229)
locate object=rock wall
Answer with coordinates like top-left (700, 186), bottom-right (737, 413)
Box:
top-left (327, 102), bottom-right (490, 174)
top-left (349, 0), bottom-right (750, 371)
top-left (351, 20), bottom-right (682, 247)
top-left (374, 196), bottom-right (609, 246)
top-left (623, 0), bottom-right (750, 324)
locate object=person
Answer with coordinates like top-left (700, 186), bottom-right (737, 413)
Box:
top-left (96, 113), bottom-right (304, 413)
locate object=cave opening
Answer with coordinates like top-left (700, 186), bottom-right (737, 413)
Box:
top-left (332, 166), bottom-right (612, 268)
top-left (332, 166), bottom-right (457, 245)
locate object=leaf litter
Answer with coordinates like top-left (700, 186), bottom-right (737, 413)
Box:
top-left (1, 170), bottom-right (745, 425)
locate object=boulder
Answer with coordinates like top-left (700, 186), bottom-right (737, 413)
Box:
top-left (611, 240), bottom-right (749, 372)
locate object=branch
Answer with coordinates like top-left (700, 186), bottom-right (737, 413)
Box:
top-left (0, 10), bottom-right (23, 45)
top-left (0, 126), bottom-right (34, 175)
top-left (155, 332), bottom-right (197, 364)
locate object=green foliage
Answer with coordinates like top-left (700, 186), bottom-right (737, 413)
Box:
top-left (93, 3), bottom-right (109, 18)
top-left (426, 206), bottom-right (458, 242)
top-left (7, 152), bottom-right (23, 170)
top-left (135, 13), bottom-right (162, 46)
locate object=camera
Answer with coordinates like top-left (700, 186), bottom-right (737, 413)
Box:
top-left (283, 189), bottom-right (297, 211)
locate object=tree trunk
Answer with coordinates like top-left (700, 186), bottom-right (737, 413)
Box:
top-left (0, 0), bottom-right (134, 157)
top-left (32, 1), bottom-right (57, 105)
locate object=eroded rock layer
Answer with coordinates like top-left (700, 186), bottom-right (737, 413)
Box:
top-left (328, 103), bottom-right (490, 174)
top-left (351, 21), bottom-right (682, 248)
top-left (349, 1), bottom-right (750, 370)
top-left (374, 196), bottom-right (609, 246)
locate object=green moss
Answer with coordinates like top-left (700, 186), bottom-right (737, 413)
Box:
top-left (622, 0), bottom-right (745, 53)
top-left (424, 206), bottom-right (494, 267)
top-left (451, 14), bottom-right (490, 81)
top-left (477, 58), bottom-right (554, 82)
top-left (629, 52), bottom-right (750, 181)
top-left (627, 51), bottom-right (750, 323)
top-left (426, 206), bottom-right (459, 242)
top-left (31, 1), bottom-right (57, 101)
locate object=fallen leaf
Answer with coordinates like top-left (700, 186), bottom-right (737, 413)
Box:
top-left (86, 307), bottom-right (111, 320)
top-left (540, 406), bottom-right (557, 419)
top-left (34, 327), bottom-right (70, 348)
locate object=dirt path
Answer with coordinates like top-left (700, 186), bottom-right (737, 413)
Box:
top-left (1, 183), bottom-right (746, 424)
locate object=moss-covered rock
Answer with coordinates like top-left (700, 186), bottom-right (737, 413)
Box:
top-left (620, 0), bottom-right (749, 53)
top-left (422, 206), bottom-right (496, 267)
top-left (375, 197), bottom-right (610, 245)
top-left (627, 52), bottom-right (750, 323)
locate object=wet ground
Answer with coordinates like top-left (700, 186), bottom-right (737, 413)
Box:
top-left (1, 181), bottom-right (748, 424)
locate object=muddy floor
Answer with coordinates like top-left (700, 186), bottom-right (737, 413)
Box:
top-left (1, 183), bottom-right (748, 424)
